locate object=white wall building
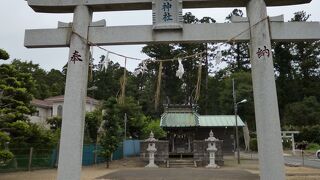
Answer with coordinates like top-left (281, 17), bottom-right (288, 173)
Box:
top-left (30, 95), bottom-right (100, 127)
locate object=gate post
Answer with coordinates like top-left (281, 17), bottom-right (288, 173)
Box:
top-left (246, 0), bottom-right (285, 179)
top-left (57, 5), bottom-right (92, 180)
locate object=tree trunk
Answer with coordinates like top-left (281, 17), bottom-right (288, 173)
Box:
top-left (236, 43), bottom-right (241, 71)
top-left (205, 43), bottom-right (209, 115)
top-left (106, 159), bottom-right (109, 168)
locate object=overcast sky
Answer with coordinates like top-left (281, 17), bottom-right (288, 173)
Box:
top-left (1, 0), bottom-right (320, 72)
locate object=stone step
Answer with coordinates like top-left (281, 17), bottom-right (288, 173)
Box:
top-left (168, 159), bottom-right (196, 168)
top-left (170, 162), bottom-right (194, 165)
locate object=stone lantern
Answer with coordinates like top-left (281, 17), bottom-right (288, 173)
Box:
top-left (205, 130), bottom-right (220, 168)
top-left (145, 131), bottom-right (158, 168)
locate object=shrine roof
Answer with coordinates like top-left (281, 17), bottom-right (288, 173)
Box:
top-left (160, 112), bottom-right (200, 127)
top-left (27, 0), bottom-right (312, 13)
top-left (199, 115), bottom-right (245, 127)
top-left (160, 113), bottom-right (245, 128)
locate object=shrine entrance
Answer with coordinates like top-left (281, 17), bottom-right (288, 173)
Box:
top-left (24, 0), bottom-right (319, 180)
top-left (168, 129), bottom-right (194, 158)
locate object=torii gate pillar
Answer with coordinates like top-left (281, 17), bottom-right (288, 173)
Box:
top-left (57, 6), bottom-right (92, 180)
top-left (247, 0), bottom-right (285, 179)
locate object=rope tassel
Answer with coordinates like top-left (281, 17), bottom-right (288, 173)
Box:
top-left (194, 59), bottom-right (202, 102)
top-left (176, 58), bottom-right (184, 79)
top-left (118, 58), bottom-right (127, 105)
top-left (155, 61), bottom-right (163, 111)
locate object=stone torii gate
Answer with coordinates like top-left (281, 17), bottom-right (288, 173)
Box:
top-left (24, 0), bottom-right (319, 180)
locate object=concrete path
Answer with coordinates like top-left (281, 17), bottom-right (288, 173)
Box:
top-left (98, 168), bottom-right (259, 180)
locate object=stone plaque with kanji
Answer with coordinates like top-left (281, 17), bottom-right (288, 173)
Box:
top-left (152, 0), bottom-right (183, 30)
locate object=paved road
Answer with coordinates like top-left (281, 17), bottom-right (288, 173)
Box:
top-left (284, 156), bottom-right (320, 169)
top-left (242, 152), bottom-right (320, 169)
top-left (98, 168), bottom-right (259, 180)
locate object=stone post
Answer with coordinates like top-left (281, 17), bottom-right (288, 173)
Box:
top-left (205, 131), bottom-right (219, 168)
top-left (292, 134), bottom-right (296, 155)
top-left (57, 5), bottom-right (92, 180)
top-left (246, 0), bottom-right (285, 179)
top-left (145, 132), bottom-right (158, 168)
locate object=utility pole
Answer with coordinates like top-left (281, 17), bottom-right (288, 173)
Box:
top-left (233, 78), bottom-right (247, 164)
top-left (124, 113), bottom-right (127, 140)
top-left (232, 78), bottom-right (240, 164)
top-left (123, 113), bottom-right (127, 159)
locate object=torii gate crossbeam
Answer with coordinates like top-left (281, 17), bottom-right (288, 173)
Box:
top-left (25, 22), bottom-right (320, 47)
top-left (27, 0), bottom-right (311, 13)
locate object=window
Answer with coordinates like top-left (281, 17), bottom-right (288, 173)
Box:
top-left (33, 110), bottom-right (40, 117)
top-left (57, 105), bottom-right (63, 117)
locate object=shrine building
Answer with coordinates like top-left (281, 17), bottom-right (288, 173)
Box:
top-left (141, 104), bottom-right (245, 167)
top-left (160, 104), bottom-right (245, 156)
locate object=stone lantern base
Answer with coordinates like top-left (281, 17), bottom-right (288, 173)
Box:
top-left (145, 162), bottom-right (159, 168)
top-left (206, 163), bottom-right (220, 168)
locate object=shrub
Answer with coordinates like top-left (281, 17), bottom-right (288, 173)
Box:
top-left (0, 132), bottom-right (10, 145)
top-left (296, 125), bottom-right (320, 144)
top-left (306, 143), bottom-right (320, 151)
top-left (0, 150), bottom-right (14, 166)
top-left (250, 138), bottom-right (258, 152)
top-left (141, 119), bottom-right (166, 139)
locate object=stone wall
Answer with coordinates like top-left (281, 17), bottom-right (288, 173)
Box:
top-left (140, 140), bottom-right (169, 162)
top-left (193, 140), bottom-right (224, 166)
top-left (195, 128), bottom-right (235, 154)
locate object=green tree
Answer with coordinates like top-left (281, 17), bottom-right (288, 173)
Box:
top-left (0, 131), bottom-right (14, 165)
top-left (11, 59), bottom-right (65, 99)
top-left (85, 109), bottom-right (103, 143)
top-left (284, 96), bottom-right (320, 126)
top-left (0, 62), bottom-right (55, 149)
top-left (131, 61), bottom-right (158, 117)
top-left (296, 125), bottom-right (320, 144)
top-left (98, 109), bottom-right (122, 168)
top-left (223, 9), bottom-right (251, 73)
top-left (91, 61), bottom-right (133, 101)
top-left (11, 59), bottom-right (49, 99)
top-left (274, 11), bottom-right (320, 122)
top-left (46, 69), bottom-right (65, 97)
top-left (290, 12), bottom-right (320, 103)
top-left (0, 49), bottom-right (9, 60)
top-left (46, 116), bottom-right (62, 130)
top-left (46, 110), bottom-right (103, 144)
top-left (218, 72), bottom-right (255, 129)
top-left (141, 119), bottom-right (166, 139)
top-left (177, 13), bottom-right (216, 114)
top-left (141, 44), bottom-right (179, 109)
top-left (0, 64), bottom-right (35, 127)
top-left (141, 12), bottom-right (217, 114)
top-left (204, 75), bottom-right (222, 115)
top-left (273, 41), bottom-right (299, 120)
top-left (103, 97), bottom-right (147, 139)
